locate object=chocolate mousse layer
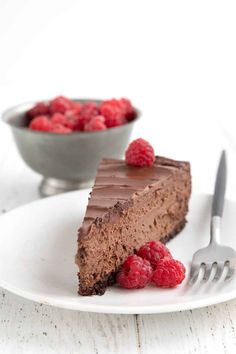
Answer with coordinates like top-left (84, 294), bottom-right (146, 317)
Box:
top-left (76, 156), bottom-right (191, 296)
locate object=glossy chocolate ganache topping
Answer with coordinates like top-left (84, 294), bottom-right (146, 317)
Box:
top-left (80, 156), bottom-right (188, 235)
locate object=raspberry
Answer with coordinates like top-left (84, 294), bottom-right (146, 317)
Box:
top-left (52, 124), bottom-right (72, 134)
top-left (100, 102), bottom-right (125, 128)
top-left (71, 101), bottom-right (82, 113)
top-left (74, 102), bottom-right (100, 131)
top-left (65, 103), bottom-right (82, 126)
top-left (84, 115), bottom-right (107, 131)
top-left (29, 116), bottom-right (53, 132)
top-left (137, 241), bottom-right (172, 269)
top-left (27, 103), bottom-right (49, 118)
top-left (51, 111), bottom-right (80, 130)
top-left (116, 255), bottom-right (153, 289)
top-left (99, 98), bottom-right (136, 124)
top-left (64, 110), bottom-right (81, 129)
top-left (119, 98), bottom-right (136, 121)
top-left (125, 138), bottom-right (155, 167)
top-left (49, 96), bottom-right (73, 114)
top-left (51, 113), bottom-right (68, 126)
top-left (80, 102), bottom-right (99, 118)
top-left (100, 99), bottom-right (121, 111)
top-left (152, 258), bottom-right (186, 288)
top-left (74, 116), bottom-right (91, 131)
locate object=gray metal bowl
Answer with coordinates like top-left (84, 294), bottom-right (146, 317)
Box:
top-left (2, 99), bottom-right (139, 196)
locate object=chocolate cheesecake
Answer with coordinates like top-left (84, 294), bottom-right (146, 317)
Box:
top-left (76, 156), bottom-right (191, 296)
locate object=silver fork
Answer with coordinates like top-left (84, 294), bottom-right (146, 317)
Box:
top-left (189, 150), bottom-right (236, 284)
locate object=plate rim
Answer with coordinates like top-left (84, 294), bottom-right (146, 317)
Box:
top-left (0, 277), bottom-right (236, 314)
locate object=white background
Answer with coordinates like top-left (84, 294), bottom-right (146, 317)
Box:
top-left (0, 0), bottom-right (236, 197)
top-left (0, 1), bottom-right (236, 353)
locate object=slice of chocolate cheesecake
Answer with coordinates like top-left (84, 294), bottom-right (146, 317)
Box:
top-left (76, 156), bottom-right (191, 296)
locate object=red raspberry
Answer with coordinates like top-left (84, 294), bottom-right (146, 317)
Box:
top-left (119, 98), bottom-right (136, 121)
top-left (49, 96), bottom-right (73, 114)
top-left (152, 258), bottom-right (186, 288)
top-left (100, 102), bottom-right (125, 128)
top-left (137, 241), bottom-right (172, 269)
top-left (100, 99), bottom-right (121, 110)
top-left (84, 115), bottom-right (107, 131)
top-left (29, 116), bottom-right (53, 132)
top-left (65, 103), bottom-right (82, 125)
top-left (51, 112), bottom-right (79, 130)
top-left (74, 102), bottom-right (100, 131)
top-left (80, 102), bottom-right (99, 118)
top-left (74, 116), bottom-right (90, 131)
top-left (27, 102), bottom-right (49, 118)
top-left (125, 138), bottom-right (155, 167)
top-left (52, 124), bottom-right (72, 134)
top-left (116, 255), bottom-right (153, 289)
top-left (51, 113), bottom-right (68, 126)
top-left (71, 101), bottom-right (82, 113)
top-left (64, 110), bottom-right (81, 129)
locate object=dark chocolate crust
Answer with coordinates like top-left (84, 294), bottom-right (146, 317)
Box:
top-left (78, 272), bottom-right (116, 296)
top-left (78, 218), bottom-right (187, 296)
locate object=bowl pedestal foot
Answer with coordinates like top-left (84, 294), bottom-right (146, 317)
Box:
top-left (39, 178), bottom-right (93, 197)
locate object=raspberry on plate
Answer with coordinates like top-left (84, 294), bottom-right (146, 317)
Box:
top-left (84, 115), bottom-right (106, 131)
top-left (152, 257), bottom-right (186, 288)
top-left (27, 102), bottom-right (49, 118)
top-left (49, 96), bottom-right (73, 114)
top-left (125, 138), bottom-right (155, 167)
top-left (116, 255), bottom-right (153, 289)
top-left (137, 241), bottom-right (172, 269)
top-left (29, 116), bottom-right (53, 132)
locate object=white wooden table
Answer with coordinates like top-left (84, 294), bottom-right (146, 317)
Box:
top-left (0, 122), bottom-right (236, 354)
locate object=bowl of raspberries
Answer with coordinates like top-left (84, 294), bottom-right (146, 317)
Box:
top-left (2, 96), bottom-right (139, 196)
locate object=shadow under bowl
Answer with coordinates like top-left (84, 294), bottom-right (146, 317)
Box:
top-left (2, 99), bottom-right (140, 196)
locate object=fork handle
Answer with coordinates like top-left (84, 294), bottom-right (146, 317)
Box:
top-left (212, 150), bottom-right (227, 217)
top-left (210, 216), bottom-right (221, 244)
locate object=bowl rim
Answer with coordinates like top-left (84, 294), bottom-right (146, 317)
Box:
top-left (1, 98), bottom-right (140, 137)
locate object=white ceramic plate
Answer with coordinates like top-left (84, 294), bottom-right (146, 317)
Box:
top-left (0, 191), bottom-right (235, 314)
